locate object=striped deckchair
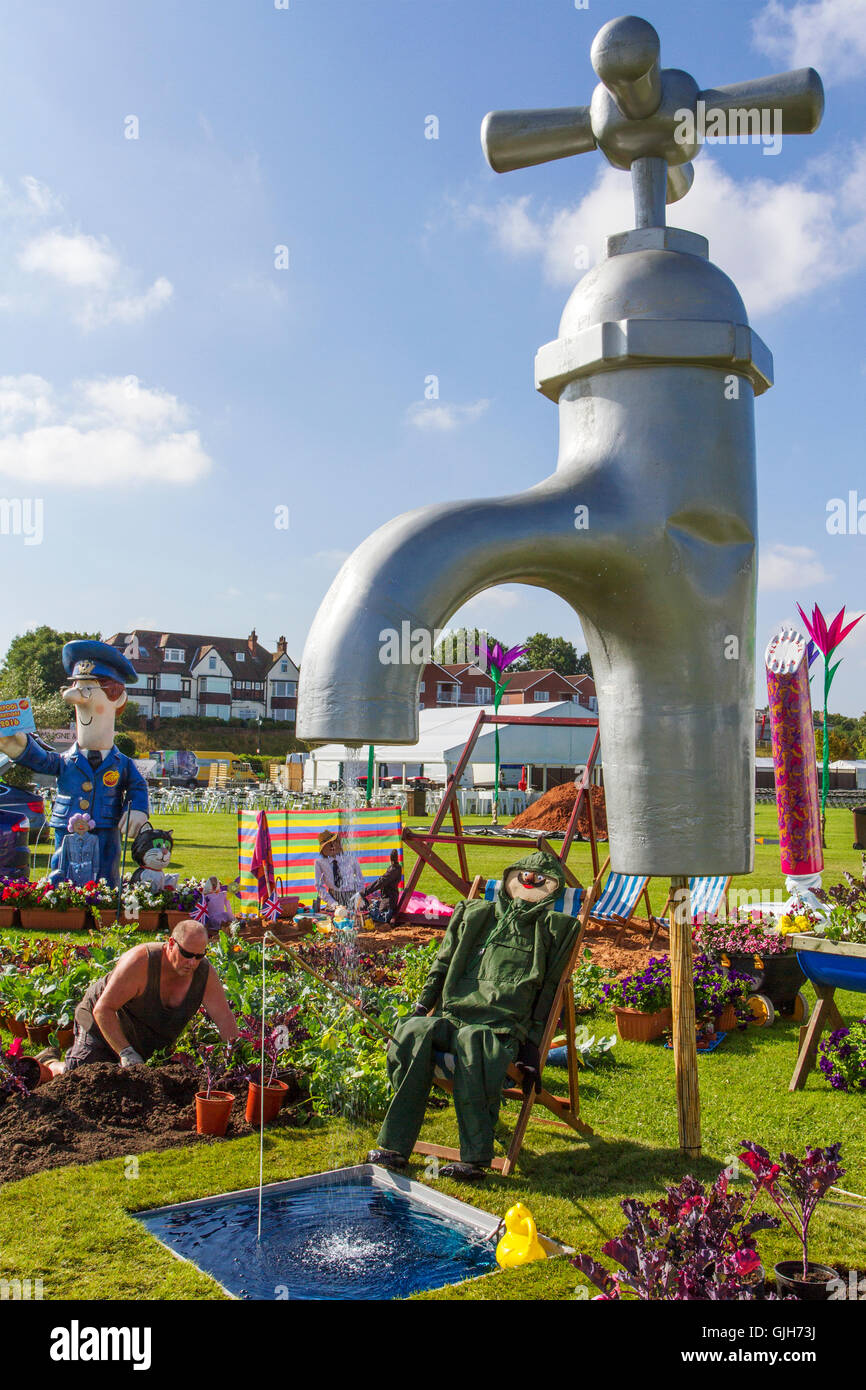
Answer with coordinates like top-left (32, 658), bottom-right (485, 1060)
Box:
top-left (478, 877), bottom-right (584, 918)
top-left (237, 806), bottom-right (402, 916)
top-left (646, 875), bottom-right (731, 948)
top-left (586, 857), bottom-right (653, 944)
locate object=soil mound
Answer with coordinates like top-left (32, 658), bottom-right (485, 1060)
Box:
top-left (509, 782), bottom-right (608, 838)
top-left (0, 1062), bottom-right (304, 1187)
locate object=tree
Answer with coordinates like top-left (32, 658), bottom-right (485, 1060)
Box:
top-left (574, 649), bottom-right (593, 678)
top-left (114, 733), bottom-right (137, 757)
top-left (815, 727), bottom-right (856, 762)
top-left (433, 626), bottom-right (502, 667)
top-left (0, 625), bottom-right (100, 694)
top-left (514, 633), bottom-right (579, 676)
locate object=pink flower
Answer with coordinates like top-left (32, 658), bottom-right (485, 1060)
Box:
top-left (731, 1249), bottom-right (761, 1276)
top-left (797, 603), bottom-right (863, 659)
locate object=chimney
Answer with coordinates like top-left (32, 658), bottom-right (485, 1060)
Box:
top-left (276, 635), bottom-right (287, 655)
top-left (248, 628), bottom-right (258, 655)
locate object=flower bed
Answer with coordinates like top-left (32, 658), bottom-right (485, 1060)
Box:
top-left (602, 954), bottom-right (753, 1040)
top-left (819, 1019), bottom-right (866, 1093)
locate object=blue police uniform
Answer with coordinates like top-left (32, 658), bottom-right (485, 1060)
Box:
top-left (12, 641), bottom-right (149, 887)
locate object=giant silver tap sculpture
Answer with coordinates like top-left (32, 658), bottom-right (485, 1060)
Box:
top-left (297, 15), bottom-right (824, 876)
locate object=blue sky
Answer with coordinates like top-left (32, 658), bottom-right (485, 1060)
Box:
top-left (0, 0), bottom-right (864, 712)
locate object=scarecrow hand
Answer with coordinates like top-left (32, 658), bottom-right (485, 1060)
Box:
top-left (120, 1047), bottom-right (144, 1067)
top-left (0, 732), bottom-right (27, 758)
top-left (516, 1041), bottom-right (542, 1096)
top-left (119, 808), bottom-right (148, 839)
top-left (411, 1002), bottom-right (428, 1018)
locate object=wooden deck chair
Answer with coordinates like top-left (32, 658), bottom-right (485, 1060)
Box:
top-left (585, 856), bottom-right (653, 945)
top-left (413, 865), bottom-right (604, 1176)
top-left (646, 875), bottom-right (731, 949)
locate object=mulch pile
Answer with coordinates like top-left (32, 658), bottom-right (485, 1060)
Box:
top-left (580, 918), bottom-right (669, 977)
top-left (508, 783), bottom-right (608, 838)
top-left (0, 1061), bottom-right (306, 1187)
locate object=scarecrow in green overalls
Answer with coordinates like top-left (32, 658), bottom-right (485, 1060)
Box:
top-left (368, 849), bottom-right (581, 1181)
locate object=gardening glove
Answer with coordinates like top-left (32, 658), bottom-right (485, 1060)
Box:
top-left (119, 1047), bottom-right (144, 1067)
top-left (515, 1040), bottom-right (542, 1097)
top-left (411, 1002), bottom-right (428, 1018)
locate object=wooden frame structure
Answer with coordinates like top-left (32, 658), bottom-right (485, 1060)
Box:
top-left (413, 866), bottom-right (604, 1175)
top-left (788, 934), bottom-right (866, 1091)
top-left (395, 711), bottom-right (601, 922)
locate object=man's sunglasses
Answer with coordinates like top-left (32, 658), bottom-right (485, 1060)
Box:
top-left (172, 941), bottom-right (207, 961)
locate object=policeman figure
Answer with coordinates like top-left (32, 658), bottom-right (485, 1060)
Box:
top-left (0, 640), bottom-right (150, 886)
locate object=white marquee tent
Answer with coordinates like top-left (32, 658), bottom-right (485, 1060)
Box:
top-left (303, 702), bottom-right (598, 791)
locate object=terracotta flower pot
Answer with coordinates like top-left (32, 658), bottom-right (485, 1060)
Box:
top-left (773, 1261), bottom-right (839, 1301)
top-left (18, 909), bottom-right (89, 931)
top-left (6, 1016), bottom-right (27, 1039)
top-left (89, 907), bottom-right (121, 931)
top-left (0, 906), bottom-right (18, 929)
top-left (717, 1005), bottom-right (738, 1031)
top-left (195, 1090), bottom-right (234, 1136)
top-left (26, 1022), bottom-right (54, 1047)
top-left (162, 910), bottom-right (188, 932)
top-left (245, 1078), bottom-right (289, 1126)
top-left (128, 910), bottom-right (161, 933)
top-left (57, 1026), bottom-right (74, 1049)
top-left (37, 1059), bottom-right (55, 1086)
top-left (613, 1004), bottom-right (672, 1043)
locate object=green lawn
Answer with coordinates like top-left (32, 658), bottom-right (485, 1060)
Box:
top-left (25, 802), bottom-right (861, 918)
top-left (4, 801), bottom-right (863, 1300)
top-left (1, 989), bottom-right (864, 1300)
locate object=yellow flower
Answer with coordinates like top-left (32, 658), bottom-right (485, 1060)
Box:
top-left (793, 915), bottom-right (810, 931)
top-left (778, 915), bottom-right (793, 931)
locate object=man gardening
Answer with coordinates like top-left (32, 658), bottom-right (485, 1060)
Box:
top-left (368, 849), bottom-right (581, 1180)
top-left (39, 920), bottom-right (239, 1076)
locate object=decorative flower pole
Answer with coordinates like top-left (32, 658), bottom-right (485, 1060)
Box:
top-left (478, 640), bottom-right (528, 824)
top-left (797, 605), bottom-right (863, 846)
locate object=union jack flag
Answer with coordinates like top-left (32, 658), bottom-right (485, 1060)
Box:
top-left (261, 895), bottom-right (281, 922)
top-left (191, 897), bottom-right (209, 924)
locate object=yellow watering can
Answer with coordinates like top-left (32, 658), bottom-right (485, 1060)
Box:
top-left (495, 1203), bottom-right (548, 1268)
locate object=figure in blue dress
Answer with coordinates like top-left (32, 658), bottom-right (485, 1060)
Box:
top-left (52, 813), bottom-right (101, 887)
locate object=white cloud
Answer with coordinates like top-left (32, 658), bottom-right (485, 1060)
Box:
top-left (759, 543), bottom-right (831, 590)
top-left (18, 230), bottom-right (119, 289)
top-left (313, 549), bottom-right (351, 567)
top-left (753, 0), bottom-right (866, 83)
top-left (0, 176), bottom-right (173, 329)
top-left (462, 586), bottom-right (523, 613)
top-left (461, 145), bottom-right (866, 317)
top-left (0, 374), bottom-right (211, 487)
top-left (406, 399), bottom-right (490, 431)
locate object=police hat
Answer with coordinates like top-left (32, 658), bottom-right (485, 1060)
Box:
top-left (62, 640), bottom-right (138, 684)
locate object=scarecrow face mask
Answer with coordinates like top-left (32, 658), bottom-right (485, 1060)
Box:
top-left (503, 867), bottom-right (561, 903)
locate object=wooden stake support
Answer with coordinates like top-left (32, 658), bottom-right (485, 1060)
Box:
top-left (669, 874), bottom-right (701, 1157)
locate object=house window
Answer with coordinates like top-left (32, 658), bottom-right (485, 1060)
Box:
top-left (199, 678), bottom-right (208, 693)
top-left (164, 648), bottom-right (185, 663)
top-left (475, 686), bottom-right (492, 703)
top-left (436, 682), bottom-right (459, 703)
top-left (208, 655), bottom-right (217, 670)
top-left (235, 652), bottom-right (245, 662)
top-left (272, 680), bottom-right (298, 698)
top-left (280, 661), bottom-right (288, 673)
top-left (159, 703), bottom-right (176, 718)
top-left (181, 680), bottom-right (191, 697)
top-left (533, 690), bottom-right (550, 702)
top-left (419, 682), bottom-right (425, 693)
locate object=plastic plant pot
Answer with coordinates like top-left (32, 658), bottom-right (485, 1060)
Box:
top-left (612, 1005), bottom-right (672, 1042)
top-left (245, 1078), bottom-right (289, 1126)
top-left (18, 909), bottom-right (88, 931)
top-left (25, 1022), bottom-right (54, 1047)
top-left (773, 1261), bottom-right (839, 1301)
top-left (195, 1091), bottom-right (234, 1137)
